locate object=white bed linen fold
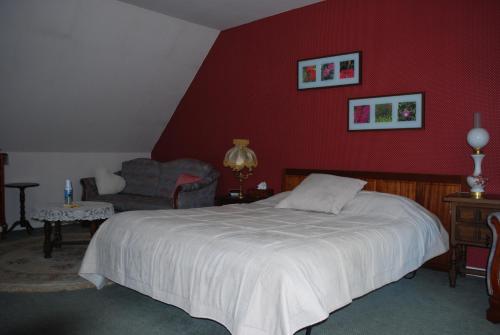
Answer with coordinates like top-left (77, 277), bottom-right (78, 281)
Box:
top-left (80, 191), bottom-right (448, 335)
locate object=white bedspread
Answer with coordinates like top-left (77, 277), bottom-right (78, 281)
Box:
top-left (80, 191), bottom-right (448, 335)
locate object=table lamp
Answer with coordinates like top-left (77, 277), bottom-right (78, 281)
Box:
top-left (223, 139), bottom-right (258, 199)
top-left (467, 112), bottom-right (490, 199)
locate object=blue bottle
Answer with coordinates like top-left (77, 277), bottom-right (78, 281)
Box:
top-left (64, 179), bottom-right (73, 205)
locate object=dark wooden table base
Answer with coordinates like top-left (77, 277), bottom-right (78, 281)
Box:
top-left (43, 219), bottom-right (104, 258)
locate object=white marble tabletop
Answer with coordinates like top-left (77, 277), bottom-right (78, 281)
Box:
top-left (31, 201), bottom-right (115, 222)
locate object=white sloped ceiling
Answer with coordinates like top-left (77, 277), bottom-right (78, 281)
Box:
top-left (0, 0), bottom-right (219, 152)
top-left (0, 0), bottom-right (322, 153)
top-left (119, 0), bottom-right (323, 30)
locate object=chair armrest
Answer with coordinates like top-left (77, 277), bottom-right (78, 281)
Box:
top-left (487, 212), bottom-right (500, 322)
top-left (172, 171), bottom-right (220, 209)
top-left (181, 170), bottom-right (220, 193)
top-left (80, 177), bottom-right (98, 201)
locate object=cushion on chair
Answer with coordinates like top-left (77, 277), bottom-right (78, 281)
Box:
top-left (95, 168), bottom-right (126, 195)
top-left (121, 158), bottom-right (160, 197)
top-left (89, 193), bottom-right (172, 212)
top-left (156, 161), bottom-right (179, 198)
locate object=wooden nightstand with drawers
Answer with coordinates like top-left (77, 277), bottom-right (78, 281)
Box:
top-left (444, 192), bottom-right (500, 287)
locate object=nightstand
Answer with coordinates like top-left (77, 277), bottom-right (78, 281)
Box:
top-left (216, 189), bottom-right (274, 206)
top-left (443, 192), bottom-right (500, 287)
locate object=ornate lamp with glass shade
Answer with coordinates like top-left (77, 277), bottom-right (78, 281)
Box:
top-left (223, 139), bottom-right (258, 199)
top-left (467, 112), bottom-right (490, 199)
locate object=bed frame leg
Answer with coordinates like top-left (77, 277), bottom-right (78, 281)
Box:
top-left (305, 326), bottom-right (312, 335)
top-left (404, 270), bottom-right (417, 279)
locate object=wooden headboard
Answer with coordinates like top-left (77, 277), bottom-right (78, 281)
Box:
top-left (282, 168), bottom-right (467, 271)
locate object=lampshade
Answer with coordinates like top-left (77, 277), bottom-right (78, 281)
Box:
top-left (467, 112), bottom-right (490, 150)
top-left (467, 128), bottom-right (490, 150)
top-left (223, 139), bottom-right (258, 171)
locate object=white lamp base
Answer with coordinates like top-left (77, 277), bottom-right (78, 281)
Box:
top-left (467, 154), bottom-right (487, 198)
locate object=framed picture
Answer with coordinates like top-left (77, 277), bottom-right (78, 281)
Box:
top-left (348, 92), bottom-right (424, 131)
top-left (297, 51), bottom-right (361, 90)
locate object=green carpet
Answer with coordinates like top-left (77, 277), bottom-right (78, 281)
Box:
top-left (0, 268), bottom-right (498, 335)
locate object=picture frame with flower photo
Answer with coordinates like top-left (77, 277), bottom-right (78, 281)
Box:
top-left (297, 51), bottom-right (361, 90)
top-left (348, 92), bottom-right (424, 131)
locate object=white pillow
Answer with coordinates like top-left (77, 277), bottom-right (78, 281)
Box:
top-left (253, 191), bottom-right (291, 205)
top-left (342, 191), bottom-right (435, 219)
top-left (95, 168), bottom-right (126, 195)
top-left (275, 173), bottom-right (367, 214)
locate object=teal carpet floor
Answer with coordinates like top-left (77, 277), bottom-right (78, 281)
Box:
top-left (1, 268), bottom-right (498, 335)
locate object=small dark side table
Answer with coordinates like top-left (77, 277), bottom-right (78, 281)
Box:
top-left (5, 182), bottom-right (39, 234)
top-left (216, 189), bottom-right (274, 205)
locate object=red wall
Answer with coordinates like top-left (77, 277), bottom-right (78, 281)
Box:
top-left (153, 0), bottom-right (500, 267)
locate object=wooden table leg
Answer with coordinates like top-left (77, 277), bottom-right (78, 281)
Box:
top-left (0, 222), bottom-right (7, 239)
top-left (17, 186), bottom-right (33, 234)
top-left (89, 221), bottom-right (97, 236)
top-left (54, 221), bottom-right (62, 248)
top-left (459, 244), bottom-right (467, 277)
top-left (487, 213), bottom-right (500, 323)
top-left (449, 244), bottom-right (457, 287)
top-left (43, 221), bottom-right (53, 258)
top-left (89, 219), bottom-right (104, 236)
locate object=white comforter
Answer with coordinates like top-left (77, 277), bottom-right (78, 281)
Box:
top-left (80, 191), bottom-right (448, 335)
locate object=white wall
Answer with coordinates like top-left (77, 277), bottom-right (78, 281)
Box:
top-left (4, 152), bottom-right (148, 230)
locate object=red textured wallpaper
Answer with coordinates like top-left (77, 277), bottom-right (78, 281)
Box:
top-left (152, 0), bottom-right (500, 268)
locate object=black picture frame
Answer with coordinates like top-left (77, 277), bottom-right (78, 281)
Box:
top-left (297, 51), bottom-right (361, 90)
top-left (347, 92), bottom-right (425, 131)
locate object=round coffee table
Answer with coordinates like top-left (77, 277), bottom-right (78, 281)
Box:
top-left (31, 201), bottom-right (114, 258)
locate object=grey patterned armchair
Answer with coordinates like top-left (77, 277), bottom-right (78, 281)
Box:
top-left (81, 158), bottom-right (219, 211)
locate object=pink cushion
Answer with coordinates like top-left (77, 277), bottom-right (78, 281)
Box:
top-left (172, 173), bottom-right (202, 196)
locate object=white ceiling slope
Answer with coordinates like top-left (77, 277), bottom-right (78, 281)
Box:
top-left (0, 0), bottom-right (218, 152)
top-left (119, 0), bottom-right (323, 30)
top-left (0, 0), bottom-right (322, 153)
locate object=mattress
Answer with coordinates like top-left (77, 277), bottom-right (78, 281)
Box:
top-left (80, 191), bottom-right (448, 335)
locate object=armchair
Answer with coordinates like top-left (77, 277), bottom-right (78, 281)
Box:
top-left (81, 158), bottom-right (219, 211)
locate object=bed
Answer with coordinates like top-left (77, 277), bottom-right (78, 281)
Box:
top-left (80, 169), bottom-right (465, 335)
